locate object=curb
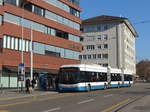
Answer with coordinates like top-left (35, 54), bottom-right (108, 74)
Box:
top-left (0, 91), bottom-right (58, 101)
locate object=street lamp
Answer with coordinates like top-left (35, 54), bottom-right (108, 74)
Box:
top-left (30, 23), bottom-right (33, 81)
top-left (20, 2), bottom-right (27, 90)
top-left (21, 1), bottom-right (33, 84)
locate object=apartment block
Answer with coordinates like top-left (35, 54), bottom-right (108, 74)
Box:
top-left (80, 15), bottom-right (138, 75)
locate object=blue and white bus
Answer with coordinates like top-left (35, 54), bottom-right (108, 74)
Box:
top-left (58, 64), bottom-right (133, 92)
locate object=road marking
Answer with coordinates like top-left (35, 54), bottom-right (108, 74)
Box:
top-left (101, 99), bottom-right (130, 112)
top-left (0, 101), bottom-right (30, 108)
top-left (0, 111), bottom-right (9, 112)
top-left (37, 93), bottom-right (75, 101)
top-left (104, 94), bottom-right (113, 98)
top-left (0, 93), bottom-right (75, 108)
top-left (77, 99), bottom-right (94, 104)
top-left (0, 92), bottom-right (57, 101)
top-left (43, 107), bottom-right (61, 112)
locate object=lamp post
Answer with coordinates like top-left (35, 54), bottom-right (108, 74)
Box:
top-left (30, 23), bottom-right (33, 81)
top-left (20, 2), bottom-right (27, 90)
top-left (21, 1), bottom-right (31, 89)
top-left (21, 5), bottom-right (25, 65)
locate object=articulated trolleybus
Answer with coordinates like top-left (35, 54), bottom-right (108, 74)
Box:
top-left (58, 64), bottom-right (133, 92)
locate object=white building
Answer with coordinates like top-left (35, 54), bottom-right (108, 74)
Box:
top-left (80, 15), bottom-right (138, 75)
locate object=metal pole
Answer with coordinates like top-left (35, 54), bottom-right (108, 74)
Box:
top-left (30, 24), bottom-right (33, 81)
top-left (21, 8), bottom-right (24, 65)
top-left (21, 5), bottom-right (24, 92)
top-left (21, 3), bottom-right (27, 91)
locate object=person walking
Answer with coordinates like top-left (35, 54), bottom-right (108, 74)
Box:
top-left (26, 79), bottom-right (31, 93)
top-left (31, 78), bottom-right (36, 89)
top-left (55, 77), bottom-right (59, 91)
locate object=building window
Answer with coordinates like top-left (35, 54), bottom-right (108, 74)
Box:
top-left (11, 37), bottom-right (15, 49)
top-left (102, 34), bottom-right (108, 40)
top-left (3, 35), bottom-right (31, 52)
top-left (68, 0), bottom-right (80, 6)
top-left (51, 28), bottom-right (56, 36)
top-left (3, 35), bottom-right (80, 60)
top-left (102, 54), bottom-right (108, 59)
top-left (19, 39), bottom-right (22, 51)
top-left (25, 41), bottom-right (29, 52)
top-left (88, 55), bottom-right (91, 59)
top-left (56, 30), bottom-right (68, 39)
top-left (97, 35), bottom-right (101, 40)
top-left (104, 25), bottom-right (108, 30)
top-left (45, 10), bottom-right (80, 30)
top-left (4, 13), bottom-right (79, 43)
top-left (7, 36), bottom-right (11, 49)
top-left (24, 2), bottom-right (32, 12)
top-left (5, 0), bottom-right (17, 6)
top-left (0, 38), bottom-right (2, 49)
top-left (4, 13), bottom-right (21, 26)
top-left (86, 45), bottom-right (95, 50)
top-left (69, 34), bottom-right (80, 42)
top-left (0, 15), bottom-right (2, 25)
top-left (104, 44), bottom-right (108, 49)
top-left (70, 8), bottom-right (80, 17)
top-left (93, 54), bottom-right (97, 59)
top-left (79, 55), bottom-right (82, 60)
top-left (45, 50), bottom-right (60, 57)
top-left (97, 26), bottom-right (101, 31)
top-left (97, 54), bottom-right (101, 59)
top-left (14, 38), bottom-right (18, 50)
top-left (3, 35), bottom-right (7, 48)
top-left (97, 45), bottom-right (101, 49)
top-left (0, 0), bottom-right (3, 5)
top-left (33, 5), bottom-right (45, 16)
top-left (83, 55), bottom-right (87, 60)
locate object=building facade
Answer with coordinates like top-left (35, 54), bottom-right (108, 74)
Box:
top-left (0, 0), bottom-right (82, 88)
top-left (80, 15), bottom-right (138, 75)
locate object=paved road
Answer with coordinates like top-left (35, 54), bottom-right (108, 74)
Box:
top-left (0, 83), bottom-right (150, 112)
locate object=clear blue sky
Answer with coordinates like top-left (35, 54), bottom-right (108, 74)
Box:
top-left (80, 0), bottom-right (150, 62)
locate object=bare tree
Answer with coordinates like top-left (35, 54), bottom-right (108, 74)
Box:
top-left (136, 59), bottom-right (150, 81)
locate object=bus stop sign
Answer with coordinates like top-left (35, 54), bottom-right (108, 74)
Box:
top-left (18, 63), bottom-right (25, 76)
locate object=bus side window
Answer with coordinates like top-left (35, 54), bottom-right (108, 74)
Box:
top-left (80, 71), bottom-right (85, 82)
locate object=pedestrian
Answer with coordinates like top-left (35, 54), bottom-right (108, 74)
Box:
top-left (55, 77), bottom-right (59, 91)
top-left (26, 78), bottom-right (31, 93)
top-left (31, 78), bottom-right (36, 89)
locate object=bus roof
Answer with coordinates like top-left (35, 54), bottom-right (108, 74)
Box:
top-left (60, 64), bottom-right (133, 75)
top-left (61, 64), bottom-right (107, 72)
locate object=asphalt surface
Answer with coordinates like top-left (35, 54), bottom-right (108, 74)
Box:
top-left (0, 83), bottom-right (150, 112)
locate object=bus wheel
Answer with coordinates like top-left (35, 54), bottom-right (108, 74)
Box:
top-left (87, 84), bottom-right (91, 92)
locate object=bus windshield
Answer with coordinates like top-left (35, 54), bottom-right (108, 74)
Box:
top-left (59, 68), bottom-right (79, 84)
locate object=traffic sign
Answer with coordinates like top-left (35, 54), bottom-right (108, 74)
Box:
top-left (18, 63), bottom-right (25, 76)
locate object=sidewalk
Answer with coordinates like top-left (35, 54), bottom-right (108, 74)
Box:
top-left (0, 88), bottom-right (58, 101)
top-left (118, 95), bottom-right (150, 112)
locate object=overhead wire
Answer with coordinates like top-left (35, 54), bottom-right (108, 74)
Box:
top-left (133, 20), bottom-right (150, 24)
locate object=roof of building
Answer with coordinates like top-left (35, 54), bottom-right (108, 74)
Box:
top-left (82, 15), bottom-right (138, 37)
top-left (83, 15), bottom-right (127, 23)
